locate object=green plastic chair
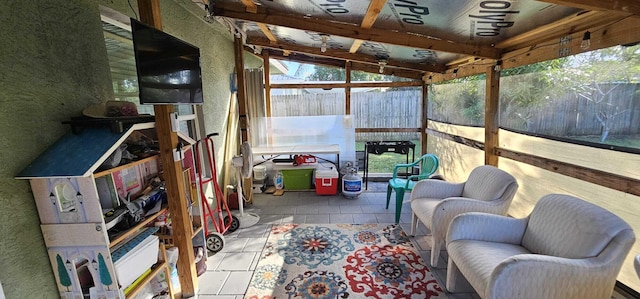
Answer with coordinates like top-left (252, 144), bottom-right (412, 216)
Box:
top-left (386, 154), bottom-right (439, 223)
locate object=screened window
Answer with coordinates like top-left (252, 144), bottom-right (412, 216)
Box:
top-left (427, 74), bottom-right (486, 127)
top-left (499, 45), bottom-right (640, 151)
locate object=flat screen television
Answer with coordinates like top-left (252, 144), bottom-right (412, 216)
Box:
top-left (130, 18), bottom-right (203, 105)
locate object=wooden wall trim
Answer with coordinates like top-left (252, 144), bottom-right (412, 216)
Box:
top-left (426, 128), bottom-right (485, 151)
top-left (356, 128), bottom-right (421, 133)
top-left (497, 148), bottom-right (640, 197)
top-left (426, 127), bottom-right (640, 198)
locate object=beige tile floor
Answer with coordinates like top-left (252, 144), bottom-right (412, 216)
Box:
top-left (194, 182), bottom-right (632, 299)
top-left (195, 182), bottom-right (480, 299)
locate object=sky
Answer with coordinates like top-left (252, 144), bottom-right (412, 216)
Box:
top-left (282, 60), bottom-right (314, 79)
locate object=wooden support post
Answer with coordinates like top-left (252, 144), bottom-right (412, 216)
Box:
top-left (345, 61), bottom-right (351, 115)
top-left (262, 52), bottom-right (274, 146)
top-left (234, 36), bottom-right (250, 143)
top-left (234, 34), bottom-right (253, 203)
top-left (137, 0), bottom-right (198, 296)
top-left (263, 51), bottom-right (274, 146)
top-left (485, 65), bottom-right (500, 166)
top-left (421, 83), bottom-right (428, 156)
top-left (263, 51), bottom-right (271, 117)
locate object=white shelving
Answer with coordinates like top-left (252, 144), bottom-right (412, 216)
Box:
top-left (17, 122), bottom-right (175, 299)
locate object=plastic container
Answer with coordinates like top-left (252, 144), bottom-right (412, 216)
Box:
top-left (315, 165), bottom-right (338, 195)
top-left (253, 165), bottom-right (267, 180)
top-left (274, 171), bottom-right (284, 190)
top-left (281, 169), bottom-right (313, 190)
top-left (114, 234), bottom-right (160, 288)
top-left (342, 172), bottom-right (363, 197)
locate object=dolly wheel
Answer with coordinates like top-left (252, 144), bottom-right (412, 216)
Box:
top-left (225, 215), bottom-right (241, 233)
top-left (206, 233), bottom-right (225, 253)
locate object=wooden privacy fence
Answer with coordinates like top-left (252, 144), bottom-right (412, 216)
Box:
top-left (271, 90), bottom-right (422, 141)
top-left (271, 84), bottom-right (640, 140)
top-left (500, 83), bottom-right (640, 137)
top-left (271, 93), bottom-right (346, 116)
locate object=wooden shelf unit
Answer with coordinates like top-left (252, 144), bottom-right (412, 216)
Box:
top-left (124, 243), bottom-right (175, 299)
top-left (15, 123), bottom-right (186, 299)
top-left (109, 207), bottom-right (168, 248)
top-left (94, 155), bottom-right (160, 179)
top-left (124, 260), bottom-right (168, 298)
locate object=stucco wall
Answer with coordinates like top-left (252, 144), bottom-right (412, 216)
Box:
top-left (0, 1), bottom-right (238, 298)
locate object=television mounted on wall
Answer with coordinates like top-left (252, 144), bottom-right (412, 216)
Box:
top-left (130, 18), bottom-right (203, 105)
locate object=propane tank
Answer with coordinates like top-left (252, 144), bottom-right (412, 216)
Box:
top-left (340, 162), bottom-right (362, 197)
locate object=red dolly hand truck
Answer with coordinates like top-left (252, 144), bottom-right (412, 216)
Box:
top-left (195, 133), bottom-right (238, 253)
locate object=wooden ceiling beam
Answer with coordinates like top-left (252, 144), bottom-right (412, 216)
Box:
top-left (349, 40), bottom-right (365, 53)
top-left (350, 0), bottom-right (387, 54)
top-left (240, 0), bottom-right (257, 13)
top-left (247, 36), bottom-right (445, 73)
top-left (538, 0), bottom-right (640, 16)
top-left (360, 0), bottom-right (387, 28)
top-left (496, 10), bottom-right (629, 51)
top-left (265, 50), bottom-right (424, 80)
top-left (271, 81), bottom-right (423, 89)
top-left (212, 3), bottom-right (501, 59)
top-left (427, 15), bottom-right (640, 83)
top-left (257, 22), bottom-right (277, 43)
top-left (350, 61), bottom-right (425, 80)
top-left (423, 60), bottom-right (495, 84)
top-left (501, 16), bottom-right (640, 70)
top-left (266, 50), bottom-right (345, 68)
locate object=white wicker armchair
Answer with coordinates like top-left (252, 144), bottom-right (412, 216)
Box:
top-left (446, 194), bottom-right (635, 299)
top-left (410, 165), bottom-right (518, 267)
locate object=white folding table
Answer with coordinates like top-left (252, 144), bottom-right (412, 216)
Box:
top-left (252, 144), bottom-right (340, 167)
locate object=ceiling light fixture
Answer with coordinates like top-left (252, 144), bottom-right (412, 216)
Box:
top-left (494, 60), bottom-right (502, 72)
top-left (580, 31), bottom-right (591, 50)
top-left (320, 35), bottom-right (328, 53)
top-left (378, 59), bottom-right (388, 73)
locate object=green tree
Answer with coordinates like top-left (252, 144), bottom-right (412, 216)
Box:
top-left (428, 74), bottom-right (486, 126)
top-left (546, 45), bottom-right (640, 142)
top-left (306, 65), bottom-right (390, 81)
top-left (56, 254), bottom-right (72, 292)
top-left (98, 253), bottom-right (113, 290)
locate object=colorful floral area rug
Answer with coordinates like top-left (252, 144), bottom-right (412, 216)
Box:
top-left (245, 223), bottom-right (445, 299)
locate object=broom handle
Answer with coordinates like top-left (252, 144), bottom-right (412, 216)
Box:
top-left (222, 93), bottom-right (239, 203)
